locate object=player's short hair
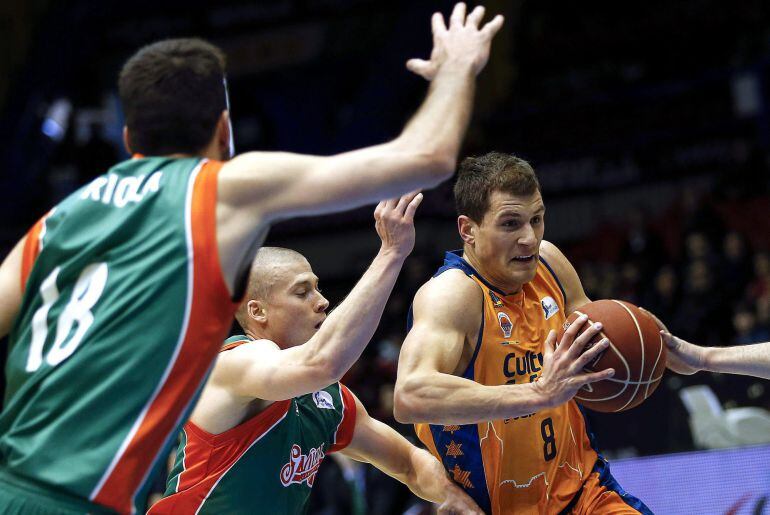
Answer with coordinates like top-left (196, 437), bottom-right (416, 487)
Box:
top-left (118, 38), bottom-right (227, 156)
top-left (454, 152), bottom-right (541, 223)
top-left (235, 247), bottom-right (307, 329)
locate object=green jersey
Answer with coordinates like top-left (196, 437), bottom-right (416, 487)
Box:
top-left (0, 156), bottom-right (238, 514)
top-left (149, 336), bottom-right (357, 515)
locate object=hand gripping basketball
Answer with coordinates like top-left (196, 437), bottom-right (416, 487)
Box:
top-left (532, 314), bottom-right (614, 409)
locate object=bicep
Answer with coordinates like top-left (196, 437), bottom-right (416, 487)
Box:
top-left (214, 343), bottom-right (329, 402)
top-left (0, 237), bottom-right (25, 338)
top-left (398, 276), bottom-right (481, 379)
top-left (219, 143), bottom-right (438, 222)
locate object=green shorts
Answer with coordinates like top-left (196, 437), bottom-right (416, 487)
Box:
top-left (0, 469), bottom-right (116, 515)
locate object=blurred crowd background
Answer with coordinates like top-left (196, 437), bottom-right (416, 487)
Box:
top-left (2, 0), bottom-right (770, 512)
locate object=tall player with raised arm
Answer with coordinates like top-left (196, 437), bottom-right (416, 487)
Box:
top-left (0, 4), bottom-right (503, 513)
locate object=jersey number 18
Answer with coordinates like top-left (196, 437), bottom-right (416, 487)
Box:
top-left (26, 263), bottom-right (108, 372)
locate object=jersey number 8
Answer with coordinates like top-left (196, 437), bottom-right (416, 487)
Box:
top-left (26, 262), bottom-right (109, 372)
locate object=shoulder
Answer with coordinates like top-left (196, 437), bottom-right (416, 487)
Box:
top-left (539, 240), bottom-right (590, 312)
top-left (412, 268), bottom-right (483, 331)
top-left (211, 338), bottom-right (280, 384)
top-left (539, 240), bottom-right (569, 270)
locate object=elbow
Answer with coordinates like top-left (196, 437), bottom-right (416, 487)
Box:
top-left (311, 352), bottom-right (347, 386)
top-left (393, 384), bottom-right (425, 424)
top-left (391, 138), bottom-right (457, 184)
top-left (424, 152), bottom-right (457, 182)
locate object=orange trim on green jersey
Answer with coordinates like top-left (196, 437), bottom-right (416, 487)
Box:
top-left (20, 212), bottom-right (51, 291)
top-left (92, 160), bottom-right (239, 513)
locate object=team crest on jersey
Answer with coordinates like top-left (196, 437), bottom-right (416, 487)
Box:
top-left (498, 312), bottom-right (513, 338)
top-left (489, 290), bottom-right (504, 308)
top-left (541, 296), bottom-right (559, 320)
top-left (280, 444), bottom-right (325, 487)
top-left (312, 391), bottom-right (335, 410)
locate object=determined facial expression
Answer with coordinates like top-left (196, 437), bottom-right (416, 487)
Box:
top-left (467, 189), bottom-right (545, 293)
top-left (265, 259), bottom-right (329, 348)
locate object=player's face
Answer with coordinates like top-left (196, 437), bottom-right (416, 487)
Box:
top-left (472, 189), bottom-right (545, 292)
top-left (266, 260), bottom-right (329, 348)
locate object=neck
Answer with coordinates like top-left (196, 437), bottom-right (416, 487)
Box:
top-left (461, 245), bottom-right (524, 296)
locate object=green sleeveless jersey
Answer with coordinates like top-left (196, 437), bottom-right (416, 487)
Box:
top-left (149, 336), bottom-right (357, 515)
top-left (0, 156), bottom-right (238, 514)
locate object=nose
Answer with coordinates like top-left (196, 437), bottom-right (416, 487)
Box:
top-left (519, 223), bottom-right (537, 248)
top-left (315, 293), bottom-right (329, 313)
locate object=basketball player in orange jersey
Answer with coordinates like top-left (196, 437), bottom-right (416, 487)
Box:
top-left (394, 152), bottom-right (652, 514)
top-left (0, 4), bottom-right (503, 513)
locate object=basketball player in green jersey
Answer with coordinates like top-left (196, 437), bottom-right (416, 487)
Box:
top-left (149, 193), bottom-right (482, 514)
top-left (0, 4), bottom-right (504, 513)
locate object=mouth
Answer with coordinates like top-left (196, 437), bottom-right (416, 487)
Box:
top-left (314, 319), bottom-right (325, 330)
top-left (510, 254), bottom-right (536, 263)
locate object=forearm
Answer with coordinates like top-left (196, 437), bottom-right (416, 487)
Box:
top-left (705, 342), bottom-right (770, 380)
top-left (395, 372), bottom-right (550, 424)
top-left (402, 446), bottom-right (456, 503)
top-left (308, 249), bottom-right (405, 380)
top-left (397, 63), bottom-right (474, 165)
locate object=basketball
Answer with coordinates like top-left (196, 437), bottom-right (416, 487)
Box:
top-left (558, 299), bottom-right (667, 413)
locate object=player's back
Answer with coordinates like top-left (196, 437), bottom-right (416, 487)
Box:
top-left (0, 156), bottom-right (237, 514)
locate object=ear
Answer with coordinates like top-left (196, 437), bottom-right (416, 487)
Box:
top-left (217, 110), bottom-right (232, 159)
top-left (247, 299), bottom-right (268, 325)
top-left (458, 215), bottom-right (477, 246)
top-left (122, 126), bottom-right (133, 155)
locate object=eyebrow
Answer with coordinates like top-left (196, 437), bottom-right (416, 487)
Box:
top-left (290, 277), bottom-right (318, 289)
top-left (499, 206), bottom-right (545, 217)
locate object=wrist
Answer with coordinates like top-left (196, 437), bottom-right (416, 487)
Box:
top-left (517, 381), bottom-right (553, 412)
top-left (436, 57), bottom-right (477, 76)
top-left (701, 346), bottom-right (718, 372)
top-left (377, 245), bottom-right (409, 263)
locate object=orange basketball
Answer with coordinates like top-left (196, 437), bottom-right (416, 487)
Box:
top-left (557, 299), bottom-right (667, 413)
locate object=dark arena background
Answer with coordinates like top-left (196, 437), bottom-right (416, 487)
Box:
top-left (2, 1), bottom-right (770, 513)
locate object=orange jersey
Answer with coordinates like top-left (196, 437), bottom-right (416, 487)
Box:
top-left (414, 251), bottom-right (645, 515)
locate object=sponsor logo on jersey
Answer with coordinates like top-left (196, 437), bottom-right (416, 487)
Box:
top-left (498, 312), bottom-right (513, 338)
top-left (503, 350), bottom-right (544, 383)
top-left (489, 290), bottom-right (504, 308)
top-left (312, 390), bottom-right (335, 410)
top-left (443, 425), bottom-right (460, 434)
top-left (280, 444), bottom-right (326, 488)
top-left (499, 340), bottom-right (520, 346)
top-left (541, 296), bottom-right (559, 320)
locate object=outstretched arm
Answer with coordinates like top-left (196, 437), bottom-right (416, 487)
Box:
top-left (213, 194), bottom-right (422, 401)
top-left (643, 310), bottom-right (770, 380)
top-left (669, 336), bottom-right (770, 380)
top-left (0, 237), bottom-right (25, 339)
top-left (394, 272), bottom-right (612, 425)
top-left (216, 4), bottom-right (504, 293)
top-left (341, 394), bottom-right (483, 514)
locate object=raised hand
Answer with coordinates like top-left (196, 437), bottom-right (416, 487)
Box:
top-left (374, 192), bottom-right (423, 259)
top-left (407, 3), bottom-right (505, 81)
top-left (533, 315), bottom-right (614, 408)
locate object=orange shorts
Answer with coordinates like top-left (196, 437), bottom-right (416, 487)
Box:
top-left (562, 460), bottom-right (652, 515)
